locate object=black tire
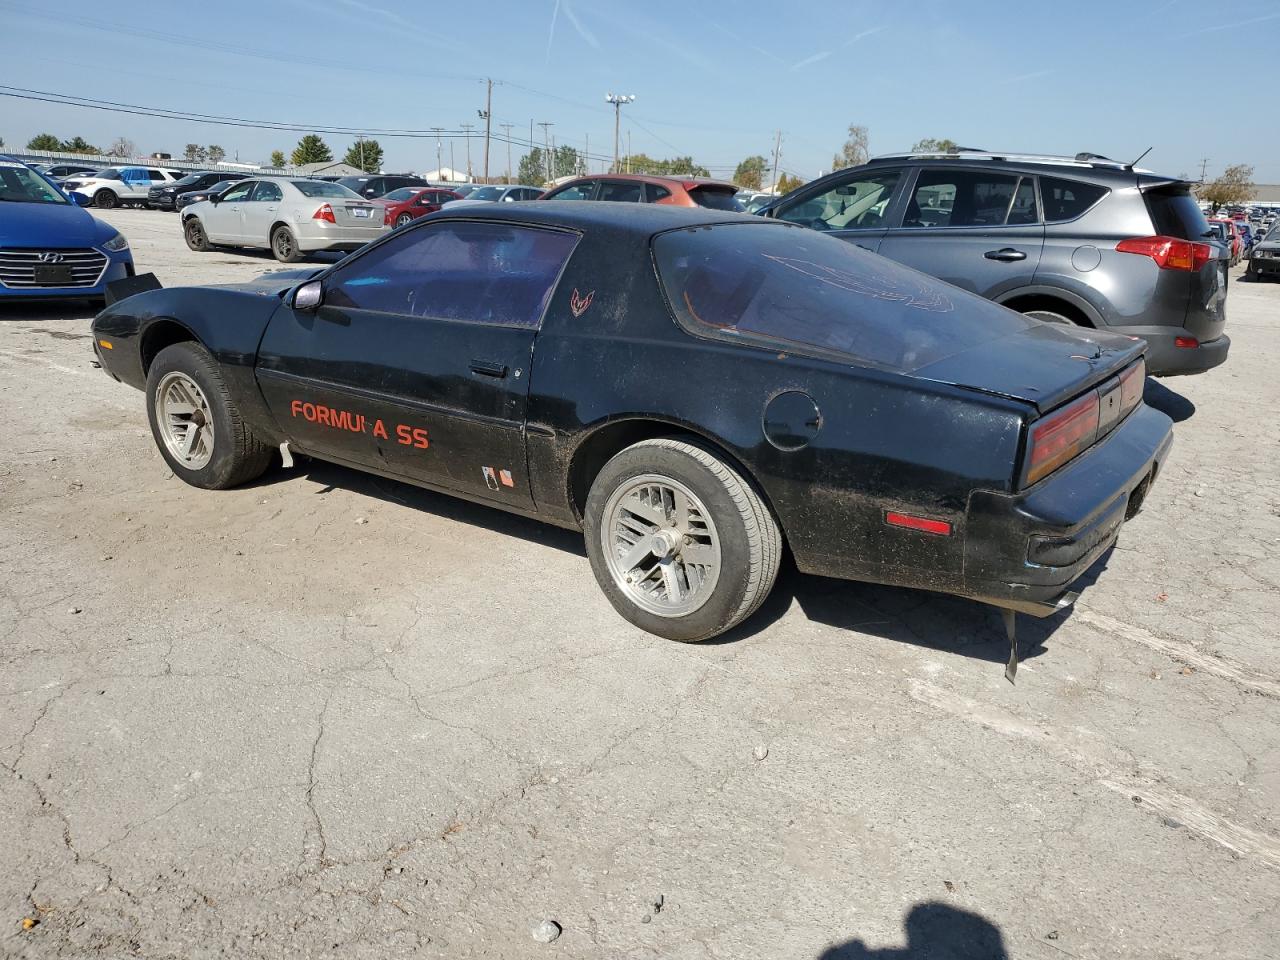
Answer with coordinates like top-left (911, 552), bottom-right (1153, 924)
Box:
top-left (93, 189), bottom-right (117, 209)
top-left (184, 217), bottom-right (212, 252)
top-left (145, 342), bottom-right (272, 490)
top-left (271, 225), bottom-right (303, 263)
top-left (584, 437), bottom-right (781, 642)
top-left (1023, 308), bottom-right (1075, 325)
top-left (395, 213), bottom-right (414, 228)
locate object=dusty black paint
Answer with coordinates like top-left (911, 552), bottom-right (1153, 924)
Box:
top-left (91, 203), bottom-right (1173, 608)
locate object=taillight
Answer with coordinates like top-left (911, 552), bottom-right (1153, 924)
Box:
top-left (384, 207), bottom-right (393, 225)
top-left (1116, 235), bottom-right (1213, 271)
top-left (1118, 358), bottom-right (1145, 413)
top-left (1025, 392), bottom-right (1100, 486)
top-left (313, 203), bottom-right (336, 223)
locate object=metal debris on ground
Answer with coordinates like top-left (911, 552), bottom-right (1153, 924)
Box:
top-left (531, 919), bottom-right (561, 943)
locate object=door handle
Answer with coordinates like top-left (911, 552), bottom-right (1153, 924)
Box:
top-left (984, 248), bottom-right (1027, 262)
top-left (469, 359), bottom-right (507, 378)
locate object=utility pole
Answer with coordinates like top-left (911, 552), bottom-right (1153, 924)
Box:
top-left (626, 130), bottom-right (631, 174)
top-left (537, 121), bottom-right (554, 184)
top-left (771, 130), bottom-right (783, 193)
top-left (450, 142), bottom-right (455, 182)
top-left (1199, 157), bottom-right (1210, 181)
top-left (605, 93), bottom-right (635, 172)
top-left (357, 135), bottom-right (365, 172)
top-left (461, 123), bottom-right (475, 181)
top-left (583, 133), bottom-right (589, 175)
top-left (478, 78), bottom-right (494, 180)
top-left (499, 123), bottom-right (514, 183)
top-left (430, 127), bottom-right (443, 180)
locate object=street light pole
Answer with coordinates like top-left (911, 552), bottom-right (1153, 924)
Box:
top-left (499, 123), bottom-right (514, 183)
top-left (461, 123), bottom-right (475, 181)
top-left (430, 127), bottom-right (443, 181)
top-left (478, 77), bottom-right (495, 180)
top-left (537, 121), bottom-right (554, 184)
top-left (605, 93), bottom-right (635, 173)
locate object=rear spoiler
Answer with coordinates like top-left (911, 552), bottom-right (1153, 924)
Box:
top-left (105, 272), bottom-right (162, 306)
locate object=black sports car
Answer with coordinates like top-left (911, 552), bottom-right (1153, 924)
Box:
top-left (91, 203), bottom-right (1172, 676)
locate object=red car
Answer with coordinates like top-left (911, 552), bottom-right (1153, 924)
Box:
top-left (540, 173), bottom-right (744, 210)
top-left (378, 186), bottom-right (462, 228)
top-left (1209, 217), bottom-right (1242, 264)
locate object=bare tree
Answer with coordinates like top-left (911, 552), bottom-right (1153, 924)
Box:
top-left (109, 137), bottom-right (136, 158)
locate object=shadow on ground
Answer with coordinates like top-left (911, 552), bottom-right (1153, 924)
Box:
top-left (273, 458), bottom-right (1108, 666)
top-left (819, 902), bottom-right (1009, 959)
top-left (1144, 378), bottom-right (1195, 423)
top-left (0, 302), bottom-right (102, 323)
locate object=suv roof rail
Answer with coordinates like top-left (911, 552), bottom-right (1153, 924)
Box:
top-left (869, 150), bottom-right (1146, 172)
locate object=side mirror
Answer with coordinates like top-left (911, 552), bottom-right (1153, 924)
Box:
top-left (293, 280), bottom-right (323, 311)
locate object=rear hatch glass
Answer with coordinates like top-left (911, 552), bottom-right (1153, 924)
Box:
top-left (688, 186), bottom-right (745, 212)
top-left (1144, 183), bottom-right (1225, 339)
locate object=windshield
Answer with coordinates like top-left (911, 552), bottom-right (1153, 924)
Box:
top-left (292, 180), bottom-right (363, 199)
top-left (0, 161), bottom-right (69, 205)
top-left (383, 187), bottom-right (422, 202)
top-left (654, 221), bottom-right (1032, 373)
top-left (467, 186), bottom-right (504, 201)
top-left (172, 175), bottom-right (203, 188)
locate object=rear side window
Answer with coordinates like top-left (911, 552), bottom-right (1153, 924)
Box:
top-left (689, 187), bottom-right (745, 212)
top-left (293, 180), bottom-right (361, 199)
top-left (598, 181), bottom-right (644, 202)
top-left (646, 184), bottom-right (671, 203)
top-left (1145, 187), bottom-right (1211, 240)
top-left (325, 221), bottom-right (579, 329)
top-left (654, 222), bottom-right (1033, 373)
top-left (902, 169), bottom-right (1020, 228)
top-left (1040, 176), bottom-right (1109, 223)
top-left (252, 181), bottom-right (283, 202)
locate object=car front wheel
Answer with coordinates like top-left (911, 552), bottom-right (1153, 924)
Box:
top-left (184, 218), bottom-right (211, 252)
top-left (146, 342), bottom-right (273, 489)
top-left (93, 189), bottom-right (117, 209)
top-left (584, 437), bottom-right (781, 642)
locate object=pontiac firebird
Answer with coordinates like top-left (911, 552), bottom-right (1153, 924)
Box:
top-left (91, 203), bottom-right (1173, 677)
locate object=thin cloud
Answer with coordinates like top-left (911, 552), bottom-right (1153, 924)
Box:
top-left (1007, 67), bottom-right (1054, 82)
top-left (791, 50), bottom-right (832, 71)
top-left (1174, 10), bottom-right (1280, 38)
top-left (562, 2), bottom-right (600, 48)
top-left (545, 0), bottom-right (560, 63)
top-left (843, 25), bottom-right (887, 46)
top-left (332, 0), bottom-right (411, 29)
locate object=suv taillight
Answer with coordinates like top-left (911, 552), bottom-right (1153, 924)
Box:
top-left (1116, 235), bottom-right (1213, 271)
top-left (313, 203), bottom-right (336, 223)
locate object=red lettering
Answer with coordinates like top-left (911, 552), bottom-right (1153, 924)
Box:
top-left (302, 402), bottom-right (316, 421)
top-left (396, 425), bottom-right (413, 446)
top-left (318, 406), bottom-right (333, 427)
top-left (373, 419), bottom-right (388, 439)
top-left (412, 428), bottom-right (430, 449)
top-left (290, 399), bottom-right (303, 418)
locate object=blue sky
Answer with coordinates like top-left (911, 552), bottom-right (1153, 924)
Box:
top-left (2, 0), bottom-right (1278, 182)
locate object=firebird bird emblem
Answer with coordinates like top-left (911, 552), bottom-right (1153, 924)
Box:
top-left (570, 288), bottom-right (595, 318)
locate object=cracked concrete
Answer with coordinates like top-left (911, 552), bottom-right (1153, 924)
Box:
top-left (1, 208), bottom-right (1278, 958)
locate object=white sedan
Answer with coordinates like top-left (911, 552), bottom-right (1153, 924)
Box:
top-left (181, 178), bottom-right (388, 262)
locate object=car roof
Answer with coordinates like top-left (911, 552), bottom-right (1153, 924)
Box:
top-left (556, 172), bottom-right (739, 191)
top-left (429, 199), bottom-right (770, 234)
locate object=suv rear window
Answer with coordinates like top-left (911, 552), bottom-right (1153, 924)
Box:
top-left (1145, 186), bottom-right (1212, 240)
top-left (1040, 177), bottom-right (1108, 222)
top-left (689, 186), bottom-right (745, 212)
top-left (653, 222), bottom-right (1031, 373)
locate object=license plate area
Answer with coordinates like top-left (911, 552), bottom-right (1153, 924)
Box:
top-left (34, 265), bottom-right (75, 285)
top-left (350, 207), bottom-right (371, 218)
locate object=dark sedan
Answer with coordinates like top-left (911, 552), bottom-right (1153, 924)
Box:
top-left (174, 179), bottom-right (244, 211)
top-left (90, 204), bottom-right (1171, 676)
top-left (150, 171), bottom-right (248, 211)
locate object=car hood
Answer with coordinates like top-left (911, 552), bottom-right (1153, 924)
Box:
top-left (1254, 241), bottom-right (1280, 253)
top-left (0, 201), bottom-right (111, 248)
top-left (911, 321), bottom-right (1145, 414)
top-left (208, 269), bottom-right (326, 298)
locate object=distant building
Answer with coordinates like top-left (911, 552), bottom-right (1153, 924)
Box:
top-left (423, 166), bottom-right (469, 183)
top-left (294, 161), bottom-right (365, 177)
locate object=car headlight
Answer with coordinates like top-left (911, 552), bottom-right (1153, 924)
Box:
top-left (102, 232), bottom-right (130, 253)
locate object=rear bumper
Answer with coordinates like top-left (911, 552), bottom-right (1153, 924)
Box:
top-left (295, 221), bottom-right (388, 251)
top-left (962, 403), bottom-right (1174, 606)
top-left (1143, 331), bottom-right (1229, 377)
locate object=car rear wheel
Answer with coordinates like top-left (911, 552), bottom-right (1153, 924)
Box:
top-left (1023, 309), bottom-right (1074, 325)
top-left (395, 213), bottom-right (414, 228)
top-left (584, 437), bottom-right (781, 642)
top-left (93, 189), bottom-right (117, 209)
top-left (184, 218), bottom-right (211, 252)
top-left (146, 342), bottom-right (272, 490)
top-left (271, 226), bottom-right (303, 263)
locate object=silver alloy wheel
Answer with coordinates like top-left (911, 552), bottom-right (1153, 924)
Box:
top-left (600, 474), bottom-right (721, 618)
top-left (396, 213), bottom-right (413, 227)
top-left (155, 371), bottom-right (215, 469)
top-left (273, 229), bottom-right (294, 259)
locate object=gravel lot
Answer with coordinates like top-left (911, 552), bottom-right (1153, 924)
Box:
top-left (2, 208), bottom-right (1278, 959)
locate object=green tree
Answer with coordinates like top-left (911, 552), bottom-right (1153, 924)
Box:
top-left (614, 153), bottom-right (709, 177)
top-left (60, 136), bottom-right (99, 154)
top-left (910, 137), bottom-right (958, 154)
top-left (733, 155), bottom-right (768, 190)
top-left (518, 147), bottom-right (547, 185)
top-left (1197, 164), bottom-right (1255, 213)
top-left (831, 124), bottom-right (870, 171)
top-left (291, 134), bottom-right (333, 166)
top-left (776, 172), bottom-right (805, 194)
top-left (26, 133), bottom-right (61, 151)
top-left (552, 144), bottom-right (580, 179)
top-left (343, 139), bottom-right (383, 173)
top-left (206, 145), bottom-right (226, 165)
top-left (270, 150), bottom-right (286, 168)
top-left (183, 143), bottom-right (207, 162)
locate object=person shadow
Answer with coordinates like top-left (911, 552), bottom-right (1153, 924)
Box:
top-left (819, 902), bottom-right (1009, 959)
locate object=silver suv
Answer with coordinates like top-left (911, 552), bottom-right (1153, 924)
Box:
top-left (763, 151), bottom-right (1228, 376)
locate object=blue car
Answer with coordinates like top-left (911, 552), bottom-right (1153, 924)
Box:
top-left (0, 156), bottom-right (134, 303)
